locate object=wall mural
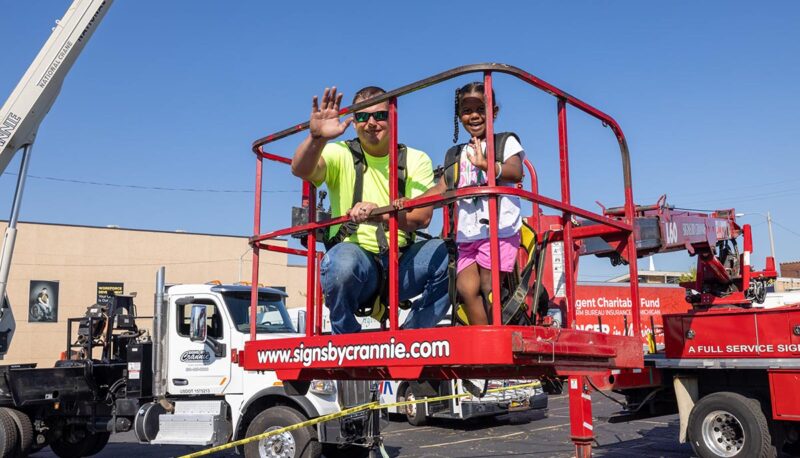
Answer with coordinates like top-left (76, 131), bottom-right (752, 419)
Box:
top-left (29, 280), bottom-right (59, 323)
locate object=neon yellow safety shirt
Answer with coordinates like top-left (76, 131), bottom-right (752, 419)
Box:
top-left (313, 141), bottom-right (435, 253)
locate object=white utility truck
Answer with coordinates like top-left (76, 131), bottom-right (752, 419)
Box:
top-left (1, 3), bottom-right (378, 456)
top-left (0, 268), bottom-right (378, 457)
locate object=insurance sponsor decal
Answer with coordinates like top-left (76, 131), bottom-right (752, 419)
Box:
top-left (572, 284), bottom-right (686, 345)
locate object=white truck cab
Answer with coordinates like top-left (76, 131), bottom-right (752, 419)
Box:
top-left (135, 281), bottom-right (377, 458)
top-left (0, 273), bottom-right (376, 458)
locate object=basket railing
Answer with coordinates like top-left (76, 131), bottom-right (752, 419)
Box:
top-left (247, 63), bottom-right (641, 345)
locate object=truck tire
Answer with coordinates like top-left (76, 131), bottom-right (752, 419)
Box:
top-left (83, 432), bottom-right (111, 456)
top-left (243, 406), bottom-right (321, 458)
top-left (402, 385), bottom-right (427, 427)
top-left (0, 409), bottom-right (18, 458)
top-left (49, 426), bottom-right (109, 458)
top-left (0, 408), bottom-right (33, 457)
top-left (688, 392), bottom-right (776, 458)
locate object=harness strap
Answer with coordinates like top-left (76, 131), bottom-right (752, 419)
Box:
top-left (320, 139), bottom-right (411, 321)
top-left (323, 139), bottom-right (365, 251)
top-left (501, 230), bottom-right (551, 325)
top-left (445, 238), bottom-right (459, 326)
top-left (442, 132), bottom-right (524, 319)
top-left (324, 139), bottom-right (408, 252)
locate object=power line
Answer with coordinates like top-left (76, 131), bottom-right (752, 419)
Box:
top-left (682, 187), bottom-right (800, 207)
top-left (1, 172), bottom-right (299, 194)
top-left (664, 178), bottom-right (800, 200)
top-left (772, 219), bottom-right (800, 239)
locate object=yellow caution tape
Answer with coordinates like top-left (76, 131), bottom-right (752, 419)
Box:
top-left (179, 401), bottom-right (379, 458)
top-left (179, 381), bottom-right (541, 458)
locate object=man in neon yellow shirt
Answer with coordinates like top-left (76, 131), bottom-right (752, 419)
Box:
top-left (292, 86), bottom-right (449, 334)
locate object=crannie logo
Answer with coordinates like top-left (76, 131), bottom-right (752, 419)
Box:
top-left (180, 350), bottom-right (211, 363)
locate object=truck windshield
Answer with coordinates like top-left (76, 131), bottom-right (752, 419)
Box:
top-left (222, 291), bottom-right (296, 334)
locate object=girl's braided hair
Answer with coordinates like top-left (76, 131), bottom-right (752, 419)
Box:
top-left (452, 81), bottom-right (498, 143)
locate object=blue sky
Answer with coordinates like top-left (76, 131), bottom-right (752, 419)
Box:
top-left (2, 1), bottom-right (799, 280)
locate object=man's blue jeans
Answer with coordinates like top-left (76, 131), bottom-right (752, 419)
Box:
top-left (320, 239), bottom-right (450, 334)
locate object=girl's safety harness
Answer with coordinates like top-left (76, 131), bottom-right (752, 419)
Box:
top-left (440, 132), bottom-right (549, 325)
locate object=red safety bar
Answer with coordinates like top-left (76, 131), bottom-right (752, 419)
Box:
top-left (241, 64), bottom-right (644, 384)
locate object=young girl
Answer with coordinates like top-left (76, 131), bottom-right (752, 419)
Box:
top-left (397, 82), bottom-right (525, 325)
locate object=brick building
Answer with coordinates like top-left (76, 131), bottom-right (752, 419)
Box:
top-left (781, 261), bottom-right (800, 278)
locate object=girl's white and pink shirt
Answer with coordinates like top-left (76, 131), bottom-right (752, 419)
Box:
top-left (455, 136), bottom-right (525, 243)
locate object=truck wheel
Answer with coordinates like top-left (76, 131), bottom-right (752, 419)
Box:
top-left (0, 409), bottom-right (18, 458)
top-left (0, 408), bottom-right (33, 456)
top-left (688, 392), bottom-right (776, 458)
top-left (244, 406), bottom-right (321, 458)
top-left (49, 426), bottom-right (108, 458)
top-left (84, 432), bottom-right (111, 456)
top-left (402, 386), bottom-right (427, 427)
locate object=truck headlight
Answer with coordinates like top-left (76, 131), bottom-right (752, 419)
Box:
top-left (309, 380), bottom-right (336, 395)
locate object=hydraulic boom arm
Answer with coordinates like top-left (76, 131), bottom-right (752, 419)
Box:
top-left (0, 0), bottom-right (113, 357)
top-left (583, 195), bottom-right (776, 307)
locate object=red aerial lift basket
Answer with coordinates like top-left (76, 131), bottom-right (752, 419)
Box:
top-left (238, 63), bottom-right (645, 383)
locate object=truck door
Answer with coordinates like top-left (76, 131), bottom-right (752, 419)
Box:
top-left (167, 295), bottom-right (231, 395)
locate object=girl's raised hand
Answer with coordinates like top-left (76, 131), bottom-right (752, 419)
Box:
top-left (309, 87), bottom-right (353, 140)
top-left (466, 136), bottom-right (489, 172)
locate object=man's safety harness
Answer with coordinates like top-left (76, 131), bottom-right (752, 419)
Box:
top-left (323, 138), bottom-right (412, 323)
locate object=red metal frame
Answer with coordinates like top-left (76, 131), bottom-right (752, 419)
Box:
top-left (243, 63), bottom-right (649, 455)
top-left (483, 72), bottom-right (503, 324)
top-left (245, 62), bottom-right (644, 369)
top-left (569, 375), bottom-right (594, 456)
top-left (388, 97), bottom-right (400, 331)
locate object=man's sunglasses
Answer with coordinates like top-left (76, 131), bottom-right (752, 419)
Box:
top-left (354, 111), bottom-right (389, 122)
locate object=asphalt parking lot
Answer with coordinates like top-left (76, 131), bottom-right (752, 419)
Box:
top-left (33, 393), bottom-right (692, 457)
top-left (376, 393), bottom-right (690, 458)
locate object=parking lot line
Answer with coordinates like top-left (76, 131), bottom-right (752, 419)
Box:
top-left (636, 420), bottom-right (670, 426)
top-left (384, 426), bottom-right (434, 435)
top-left (419, 423), bottom-right (570, 448)
top-left (548, 406), bottom-right (571, 412)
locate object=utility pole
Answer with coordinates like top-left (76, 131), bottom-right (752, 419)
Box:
top-left (736, 211), bottom-right (777, 262)
top-left (767, 211), bottom-right (776, 261)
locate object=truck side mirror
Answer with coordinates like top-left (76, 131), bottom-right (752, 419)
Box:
top-left (189, 304), bottom-right (207, 342)
top-left (297, 310), bottom-right (306, 335)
